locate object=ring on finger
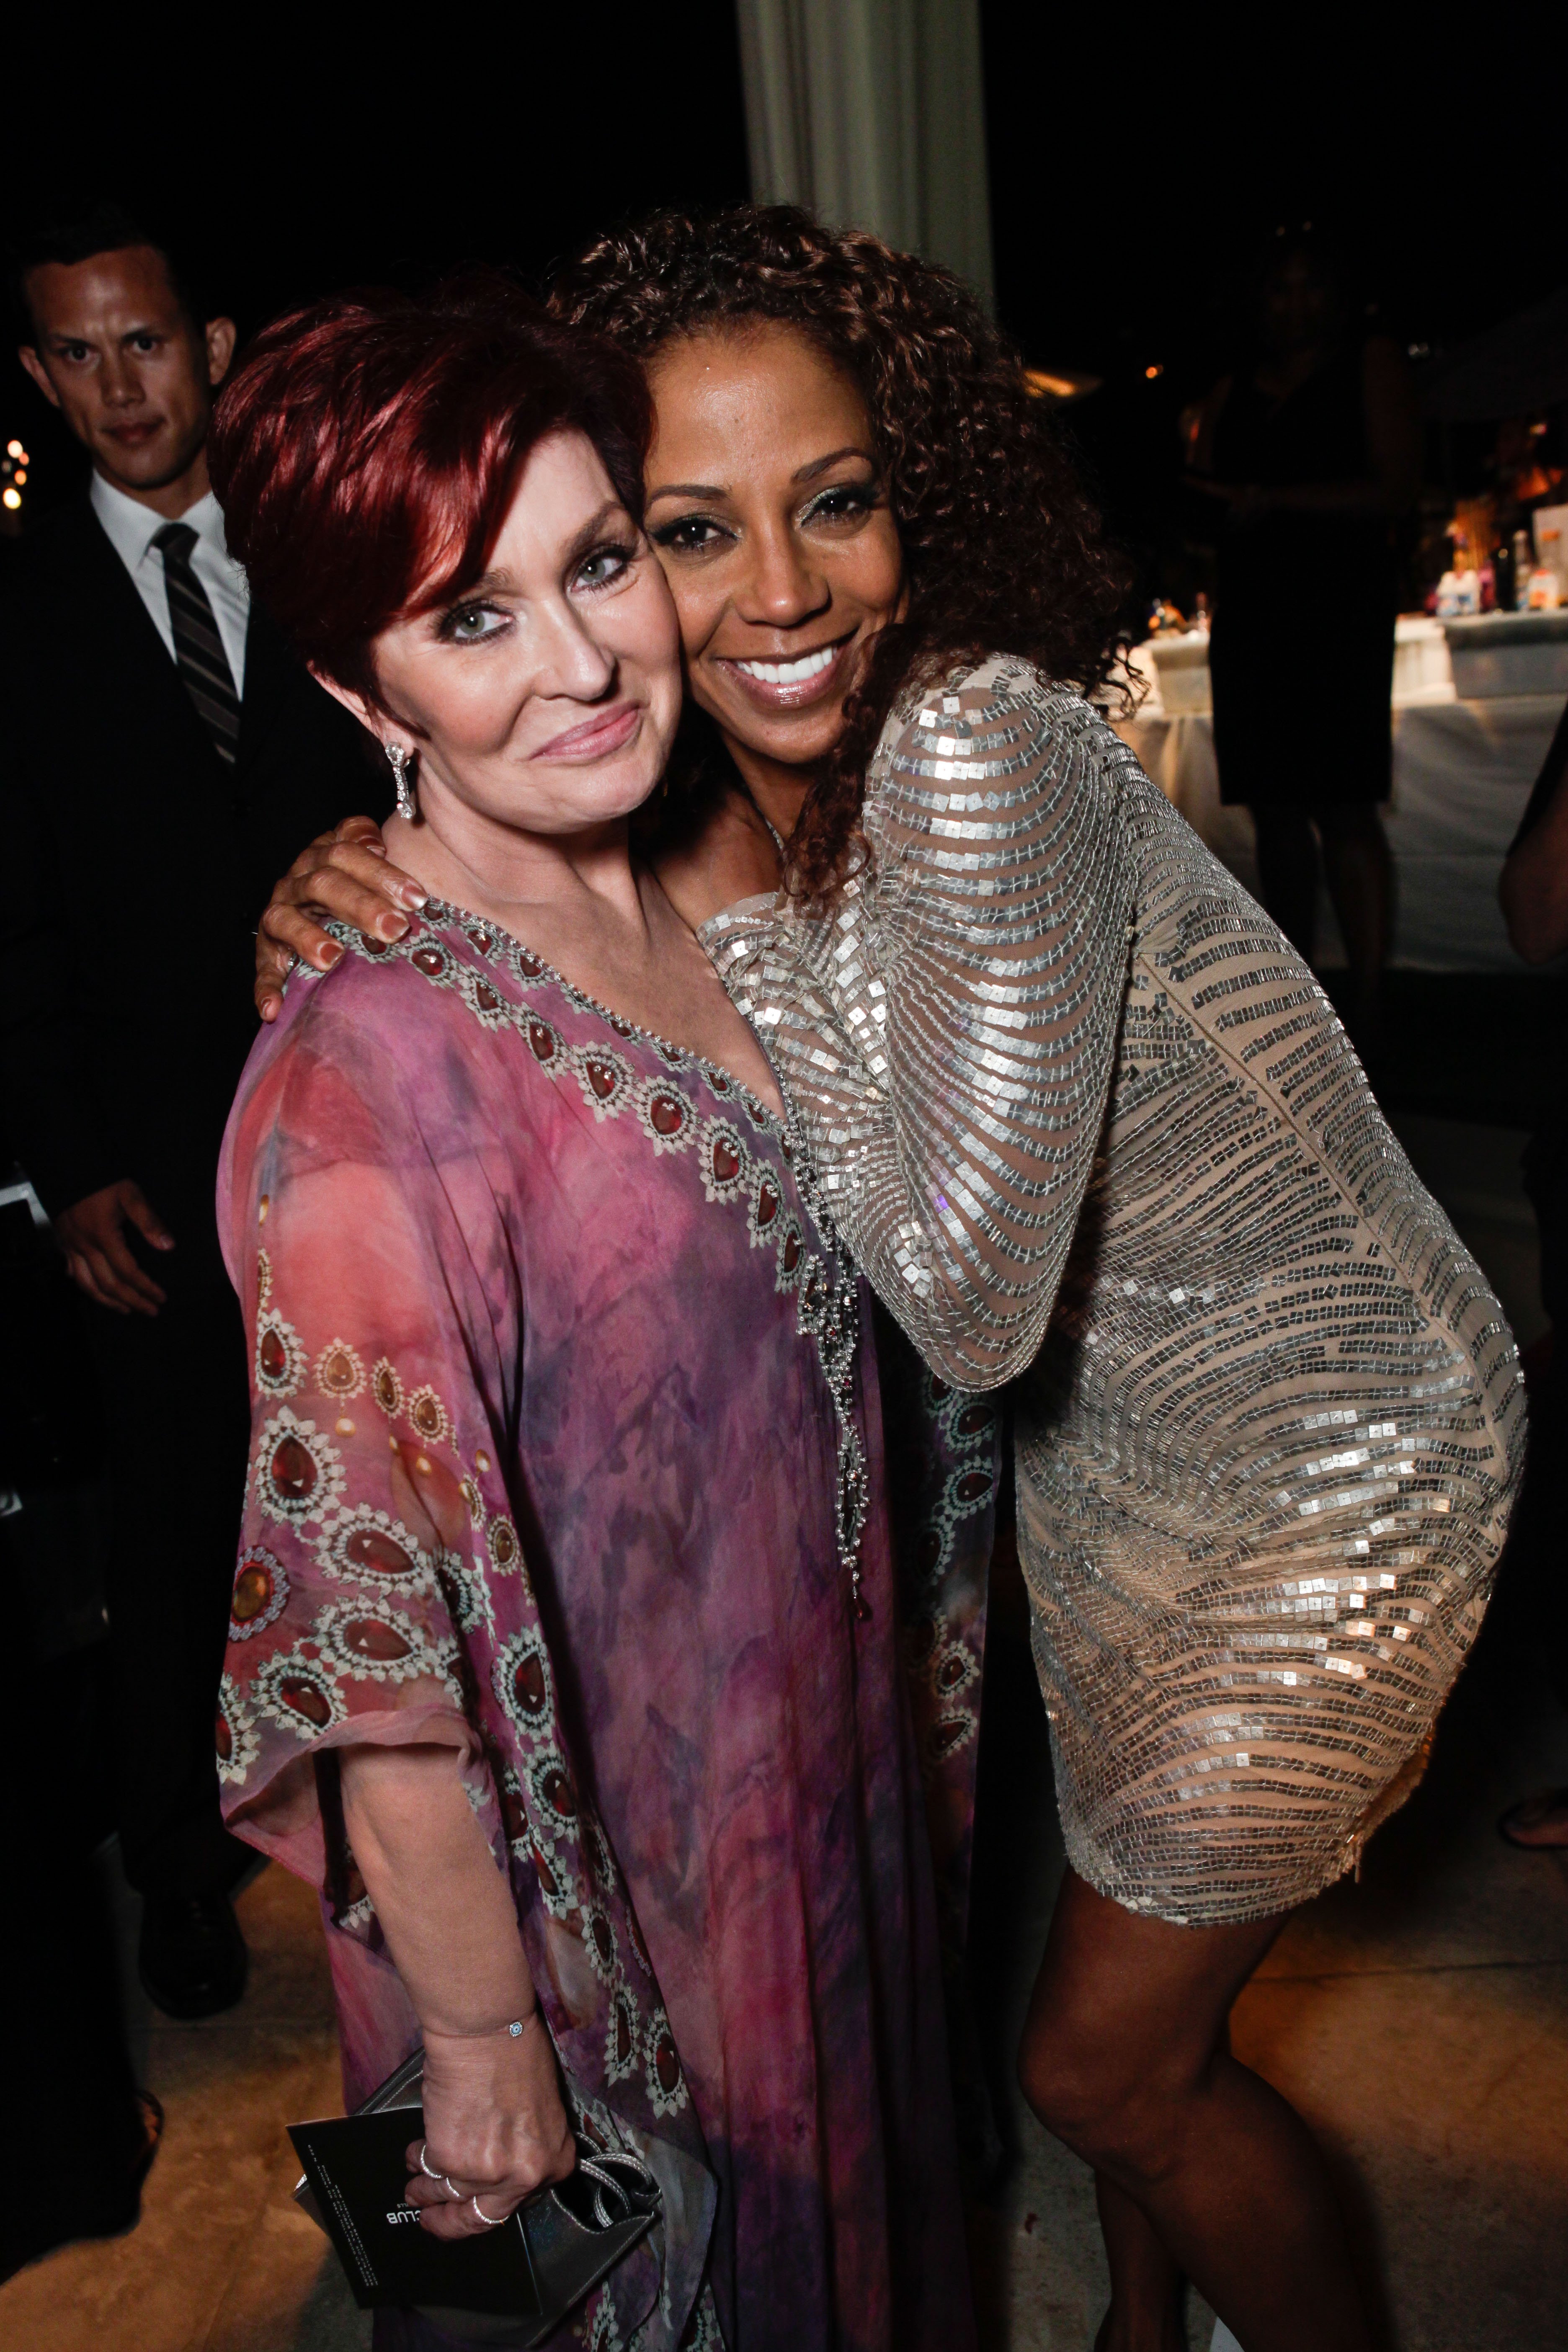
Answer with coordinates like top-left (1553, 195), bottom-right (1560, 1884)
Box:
top-left (442, 2176), bottom-right (465, 2202)
top-left (416, 2143), bottom-right (443, 2181)
top-left (470, 2195), bottom-right (505, 2227)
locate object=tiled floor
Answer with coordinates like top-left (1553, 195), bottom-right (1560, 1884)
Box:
top-left (0, 1863), bottom-right (365, 2350)
top-left (5, 1122), bottom-right (1563, 2352)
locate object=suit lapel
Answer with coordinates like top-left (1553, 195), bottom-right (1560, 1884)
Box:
top-left (52, 500), bottom-right (231, 781)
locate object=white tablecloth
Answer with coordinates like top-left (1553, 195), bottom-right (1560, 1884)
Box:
top-left (1116, 695), bottom-right (1563, 972)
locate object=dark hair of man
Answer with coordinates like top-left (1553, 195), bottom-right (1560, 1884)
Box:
top-left (11, 201), bottom-right (207, 338)
top-left (551, 203), bottom-right (1133, 901)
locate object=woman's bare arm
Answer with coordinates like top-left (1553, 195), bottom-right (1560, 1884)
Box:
top-left (265, 779), bottom-right (779, 1016)
top-left (255, 816), bottom-right (428, 1019)
top-left (340, 1742), bottom-right (574, 2238)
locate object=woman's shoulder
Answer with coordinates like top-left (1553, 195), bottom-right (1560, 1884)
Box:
top-left (290, 903), bottom-right (544, 1037)
top-left (264, 915), bottom-right (471, 1063)
top-left (232, 905), bottom-right (543, 1147)
top-left (856, 655), bottom-right (1143, 889)
top-left (875, 654), bottom-right (1123, 778)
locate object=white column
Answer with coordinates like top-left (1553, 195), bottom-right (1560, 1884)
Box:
top-left (735, 0), bottom-right (995, 310)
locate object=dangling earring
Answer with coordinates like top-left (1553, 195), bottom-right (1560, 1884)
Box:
top-left (386, 742), bottom-right (417, 823)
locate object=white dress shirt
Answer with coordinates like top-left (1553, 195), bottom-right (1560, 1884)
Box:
top-left (90, 472), bottom-right (251, 699)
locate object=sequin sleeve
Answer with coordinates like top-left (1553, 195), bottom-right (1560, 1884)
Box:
top-left (704, 658), bottom-right (1135, 1389)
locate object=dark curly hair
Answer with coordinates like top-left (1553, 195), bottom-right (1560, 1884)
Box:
top-left (550, 203), bottom-right (1131, 898)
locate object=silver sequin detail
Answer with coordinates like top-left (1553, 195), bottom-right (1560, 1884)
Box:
top-left (701, 658), bottom-right (1525, 1925)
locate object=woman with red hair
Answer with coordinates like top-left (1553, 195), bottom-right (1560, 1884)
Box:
top-left (207, 281), bottom-right (974, 2352)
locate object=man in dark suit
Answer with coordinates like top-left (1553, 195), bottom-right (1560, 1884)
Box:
top-left (1, 204), bottom-right (369, 2015)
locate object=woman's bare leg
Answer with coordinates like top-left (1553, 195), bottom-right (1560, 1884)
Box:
top-left (1093, 2171), bottom-right (1185, 2352)
top-left (1018, 1869), bottom-right (1372, 2352)
top-left (1316, 803), bottom-right (1393, 1023)
top-left (1248, 807), bottom-right (1320, 963)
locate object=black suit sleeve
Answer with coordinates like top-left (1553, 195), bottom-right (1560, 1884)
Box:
top-left (0, 708), bottom-right (120, 1216)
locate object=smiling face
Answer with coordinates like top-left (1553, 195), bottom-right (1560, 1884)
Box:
top-left (642, 324), bottom-right (905, 793)
top-left (19, 244), bottom-right (235, 504)
top-left (347, 428), bottom-right (682, 874)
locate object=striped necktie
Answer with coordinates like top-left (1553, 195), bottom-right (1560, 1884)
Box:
top-left (152, 521), bottom-right (241, 765)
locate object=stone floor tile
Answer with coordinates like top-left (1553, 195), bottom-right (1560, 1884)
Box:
top-left (201, 2130), bottom-right (367, 2352)
top-left (1231, 1960), bottom-right (1568, 2351)
top-left (0, 1868), bottom-right (343, 2352)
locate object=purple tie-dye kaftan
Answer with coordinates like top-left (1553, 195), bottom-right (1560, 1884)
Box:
top-left (215, 904), bottom-right (978, 2352)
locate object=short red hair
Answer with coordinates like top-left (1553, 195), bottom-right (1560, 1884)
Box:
top-left (208, 272), bottom-right (652, 706)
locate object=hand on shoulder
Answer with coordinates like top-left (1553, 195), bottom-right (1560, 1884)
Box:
top-left (256, 816), bottom-right (428, 1021)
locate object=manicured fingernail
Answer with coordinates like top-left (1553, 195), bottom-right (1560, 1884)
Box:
top-left (261, 997), bottom-right (280, 1021)
top-left (400, 885), bottom-right (428, 908)
top-left (320, 942), bottom-right (345, 967)
top-left (376, 914), bottom-right (409, 940)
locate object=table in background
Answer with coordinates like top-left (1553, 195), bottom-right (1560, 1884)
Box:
top-left (1118, 629), bottom-right (1563, 972)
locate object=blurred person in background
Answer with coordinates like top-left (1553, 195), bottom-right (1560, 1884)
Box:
top-left (1497, 702), bottom-right (1568, 1851)
top-left (1189, 232), bottom-right (1421, 1042)
top-left (0, 201), bottom-right (365, 2019)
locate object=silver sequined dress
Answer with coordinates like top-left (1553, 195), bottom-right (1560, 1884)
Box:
top-left (702, 658), bottom-right (1525, 1926)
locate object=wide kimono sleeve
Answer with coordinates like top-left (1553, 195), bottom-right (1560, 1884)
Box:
top-left (705, 660), bottom-right (1137, 1389)
top-left (214, 977), bottom-right (720, 2352)
top-left (214, 1003), bottom-right (516, 1909)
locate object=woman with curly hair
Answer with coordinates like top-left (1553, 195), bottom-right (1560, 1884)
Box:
top-left (255, 207), bottom-right (1522, 2352)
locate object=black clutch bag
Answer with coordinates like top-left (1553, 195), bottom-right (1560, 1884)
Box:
top-left (290, 2050), bottom-right (660, 2347)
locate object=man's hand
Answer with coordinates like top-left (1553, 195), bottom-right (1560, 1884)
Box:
top-left (55, 1180), bottom-right (175, 1315)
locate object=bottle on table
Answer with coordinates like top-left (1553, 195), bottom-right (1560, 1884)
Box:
top-left (1514, 529), bottom-right (1534, 610)
top-left (1527, 564), bottom-right (1562, 611)
top-left (1436, 569), bottom-right (1481, 617)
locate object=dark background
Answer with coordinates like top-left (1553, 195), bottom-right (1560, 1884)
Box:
top-left (0, 15), bottom-right (755, 513)
top-left (980, 30), bottom-right (1565, 607)
top-left (3, 17), bottom-right (1561, 592)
